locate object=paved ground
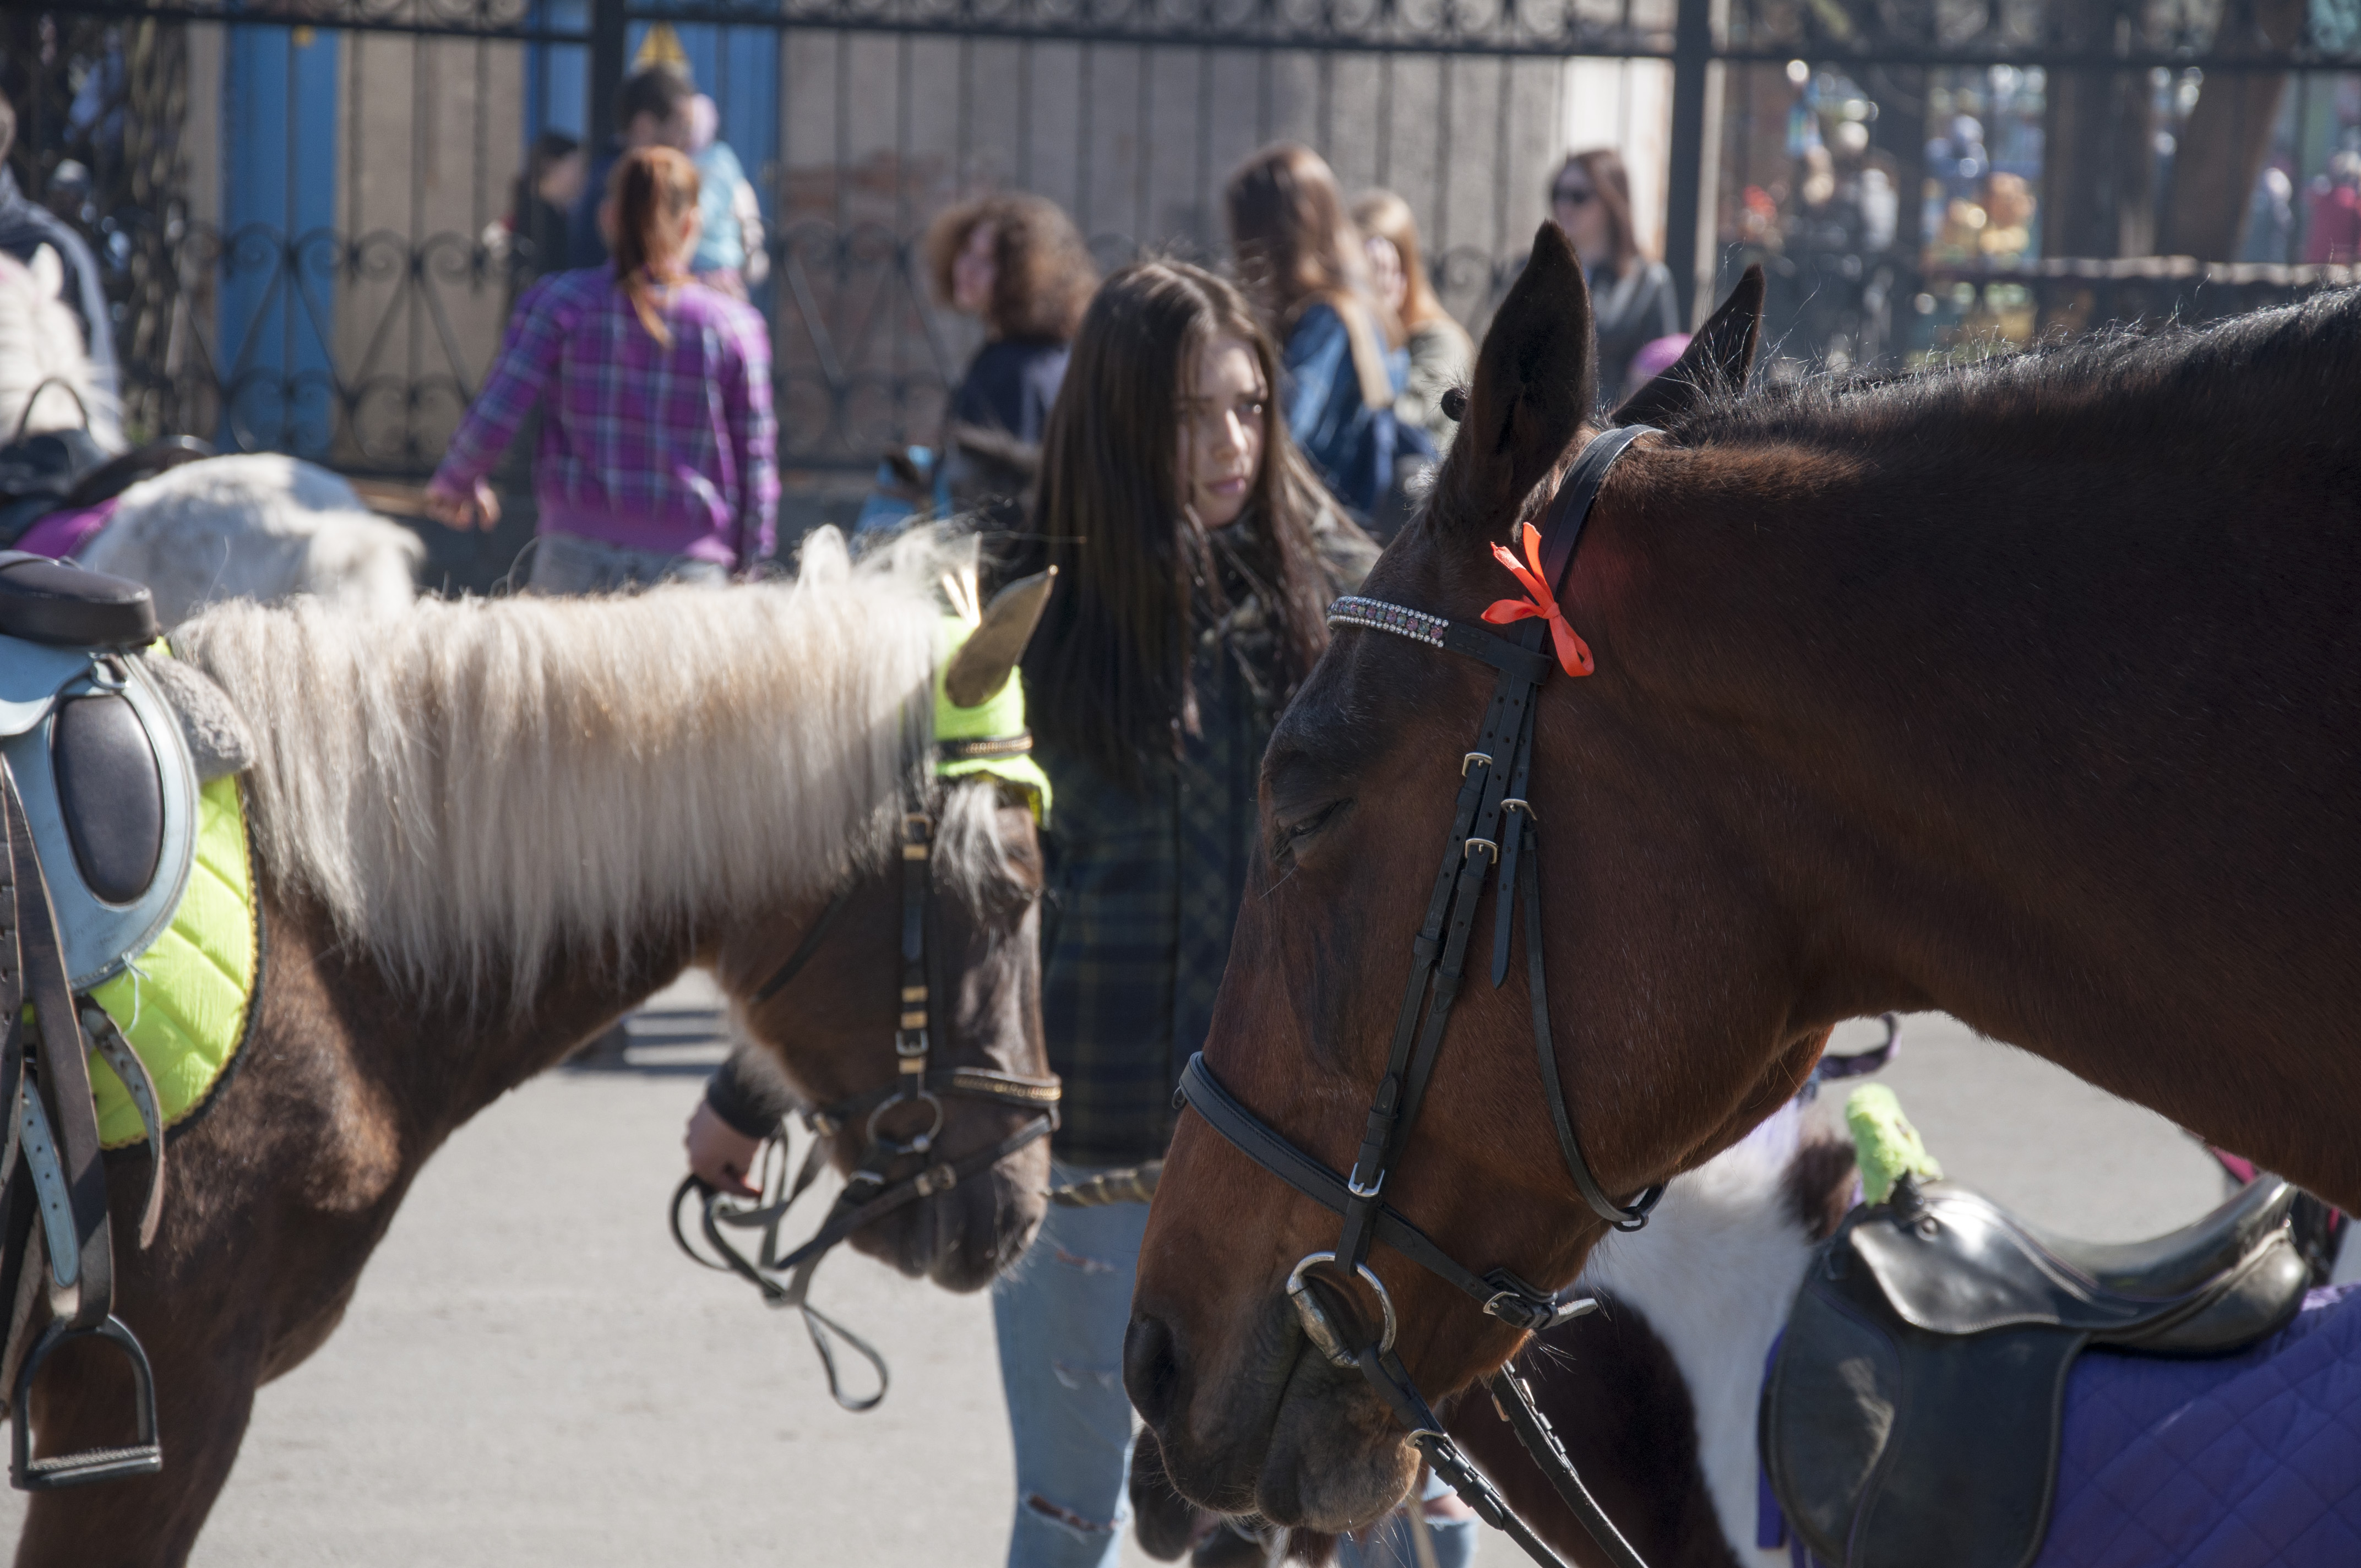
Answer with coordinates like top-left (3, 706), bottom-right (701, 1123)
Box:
top-left (0, 998), bottom-right (2342, 1565)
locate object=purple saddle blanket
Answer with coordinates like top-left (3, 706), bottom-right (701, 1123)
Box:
top-left (12, 496), bottom-right (118, 560)
top-left (2037, 1283), bottom-right (2361, 1567)
top-left (1764, 1284), bottom-right (2361, 1566)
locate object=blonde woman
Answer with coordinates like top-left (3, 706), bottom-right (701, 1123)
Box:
top-left (1353, 188), bottom-right (1474, 452)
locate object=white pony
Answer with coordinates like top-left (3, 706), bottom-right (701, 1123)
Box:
top-left (0, 248), bottom-right (422, 625)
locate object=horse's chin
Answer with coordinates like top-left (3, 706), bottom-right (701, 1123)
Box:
top-left (1158, 1340), bottom-right (1418, 1533)
top-left (848, 1169), bottom-right (1045, 1292)
top-left (1255, 1360), bottom-right (1421, 1530)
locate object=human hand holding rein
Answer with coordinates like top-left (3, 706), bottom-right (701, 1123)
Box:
top-left (684, 1099), bottom-right (764, 1197)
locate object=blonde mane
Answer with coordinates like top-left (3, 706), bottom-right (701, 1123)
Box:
top-left (176, 527), bottom-right (963, 1003)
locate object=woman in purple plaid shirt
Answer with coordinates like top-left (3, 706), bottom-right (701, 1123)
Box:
top-left (426, 145), bottom-right (779, 593)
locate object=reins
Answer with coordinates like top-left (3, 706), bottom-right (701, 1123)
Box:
top-left (1177, 426), bottom-right (1663, 1568)
top-left (672, 722), bottom-right (1060, 1412)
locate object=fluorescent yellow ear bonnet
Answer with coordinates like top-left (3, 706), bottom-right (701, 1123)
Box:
top-left (934, 592), bottom-right (1053, 823)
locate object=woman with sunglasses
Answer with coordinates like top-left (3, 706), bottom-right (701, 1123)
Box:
top-left (1549, 148), bottom-right (1680, 405)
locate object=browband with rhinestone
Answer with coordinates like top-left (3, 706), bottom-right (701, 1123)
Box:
top-left (1326, 595), bottom-right (1448, 650)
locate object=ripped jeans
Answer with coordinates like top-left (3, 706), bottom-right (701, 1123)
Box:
top-left (992, 1158), bottom-right (1153, 1568)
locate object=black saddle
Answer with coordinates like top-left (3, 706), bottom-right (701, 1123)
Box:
top-left (0, 555), bottom-right (158, 650)
top-left (1762, 1176), bottom-right (2310, 1568)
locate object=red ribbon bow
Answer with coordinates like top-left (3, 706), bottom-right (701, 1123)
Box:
top-left (1483, 522), bottom-right (1595, 677)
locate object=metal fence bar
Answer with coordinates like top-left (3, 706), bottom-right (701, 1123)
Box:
top-left (17, 3), bottom-right (2360, 488)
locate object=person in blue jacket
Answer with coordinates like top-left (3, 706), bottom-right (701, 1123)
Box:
top-left (1223, 143), bottom-right (1406, 519)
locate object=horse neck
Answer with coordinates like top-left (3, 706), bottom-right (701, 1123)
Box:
top-left (407, 921), bottom-right (710, 1144)
top-left (1577, 436), bottom-right (2359, 1177)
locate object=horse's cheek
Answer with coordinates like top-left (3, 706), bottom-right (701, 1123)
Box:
top-left (1298, 869), bottom-right (1368, 1058)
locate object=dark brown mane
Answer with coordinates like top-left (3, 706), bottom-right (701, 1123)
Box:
top-left (1658, 285), bottom-right (2361, 462)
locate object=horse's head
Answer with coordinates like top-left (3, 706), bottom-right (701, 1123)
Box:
top-left (715, 580), bottom-right (1056, 1294)
top-left (1128, 226), bottom-right (1814, 1528)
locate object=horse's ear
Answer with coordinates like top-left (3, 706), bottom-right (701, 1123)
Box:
top-left (1611, 264), bottom-right (1764, 428)
top-left (945, 566), bottom-right (1056, 708)
top-left (1431, 222), bottom-right (1595, 535)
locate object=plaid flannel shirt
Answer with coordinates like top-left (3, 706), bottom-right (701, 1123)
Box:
top-left (434, 267), bottom-right (779, 567)
top-left (1040, 519), bottom-right (1377, 1166)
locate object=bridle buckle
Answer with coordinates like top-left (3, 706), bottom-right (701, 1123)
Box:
top-left (1477, 1267), bottom-right (1600, 1333)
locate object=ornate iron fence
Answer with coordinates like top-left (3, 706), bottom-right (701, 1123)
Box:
top-left (11, 0), bottom-right (2361, 480)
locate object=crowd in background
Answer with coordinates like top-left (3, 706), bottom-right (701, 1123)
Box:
top-left (427, 60), bottom-right (1697, 602)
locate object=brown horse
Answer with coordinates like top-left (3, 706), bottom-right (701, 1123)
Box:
top-left (17, 530), bottom-right (1054, 1567)
top-left (1127, 222), bottom-right (2361, 1534)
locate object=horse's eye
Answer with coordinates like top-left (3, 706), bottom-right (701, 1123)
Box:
top-left (1272, 800), bottom-right (1347, 868)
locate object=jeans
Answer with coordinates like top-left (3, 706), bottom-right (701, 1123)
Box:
top-left (993, 1159), bottom-right (1152, 1568)
top-left (524, 531), bottom-right (732, 595)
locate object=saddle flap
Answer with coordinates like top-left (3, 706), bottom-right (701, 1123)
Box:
top-left (50, 693), bottom-right (164, 905)
top-left (1764, 1271), bottom-right (2083, 1568)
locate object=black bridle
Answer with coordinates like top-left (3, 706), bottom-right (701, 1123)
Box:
top-left (1177, 426), bottom-right (1663, 1568)
top-left (672, 775), bottom-right (1061, 1412)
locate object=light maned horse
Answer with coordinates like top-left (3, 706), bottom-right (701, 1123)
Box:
top-left (1128, 221), bottom-right (2361, 1533)
top-left (17, 529), bottom-right (1053, 1566)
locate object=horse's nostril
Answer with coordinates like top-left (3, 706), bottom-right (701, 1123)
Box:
top-left (1123, 1311), bottom-right (1182, 1430)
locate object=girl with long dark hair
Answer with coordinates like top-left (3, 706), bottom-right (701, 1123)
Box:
top-left (427, 145), bottom-right (777, 592)
top-left (994, 258), bottom-right (1374, 1566)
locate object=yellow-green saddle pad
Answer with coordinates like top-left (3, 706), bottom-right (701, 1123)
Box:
top-left (84, 775), bottom-right (259, 1149)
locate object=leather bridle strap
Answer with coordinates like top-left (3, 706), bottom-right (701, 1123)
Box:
top-left (1178, 1057), bottom-right (1581, 1324)
top-left (752, 883), bottom-right (857, 1005)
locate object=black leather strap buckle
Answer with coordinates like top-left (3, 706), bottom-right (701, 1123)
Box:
top-left (1478, 1270), bottom-right (1600, 1333)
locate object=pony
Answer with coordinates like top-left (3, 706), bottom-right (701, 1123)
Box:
top-left (0, 249), bottom-right (421, 624)
top-left (1127, 218), bottom-right (2361, 1534)
top-left (15, 528), bottom-right (1054, 1566)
